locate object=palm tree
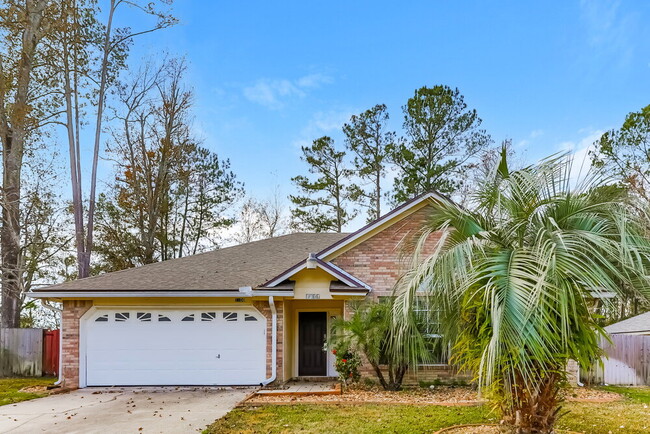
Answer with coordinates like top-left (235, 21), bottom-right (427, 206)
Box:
top-left (392, 149), bottom-right (650, 433)
top-left (330, 301), bottom-right (428, 391)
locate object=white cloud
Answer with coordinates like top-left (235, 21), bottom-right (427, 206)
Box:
top-left (556, 129), bottom-right (605, 183)
top-left (515, 129), bottom-right (544, 149)
top-left (578, 0), bottom-right (636, 69)
top-left (291, 109), bottom-right (357, 150)
top-left (295, 73), bottom-right (332, 89)
top-left (243, 73), bottom-right (333, 109)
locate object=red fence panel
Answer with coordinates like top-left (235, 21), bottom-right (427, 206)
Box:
top-left (42, 329), bottom-right (60, 376)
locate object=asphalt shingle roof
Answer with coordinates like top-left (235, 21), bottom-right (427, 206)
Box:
top-left (604, 311), bottom-right (650, 335)
top-left (36, 232), bottom-right (349, 292)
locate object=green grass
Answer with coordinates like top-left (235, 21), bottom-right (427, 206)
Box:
top-left (0, 377), bottom-right (56, 407)
top-left (598, 385), bottom-right (650, 403)
top-left (205, 387), bottom-right (650, 434)
top-left (206, 404), bottom-right (495, 433)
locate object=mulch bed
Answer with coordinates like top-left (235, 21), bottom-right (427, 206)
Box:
top-left (435, 425), bottom-right (582, 434)
top-left (243, 385), bottom-right (623, 407)
top-left (18, 385), bottom-right (52, 394)
top-left (246, 385), bottom-right (481, 406)
top-left (565, 387), bottom-right (622, 402)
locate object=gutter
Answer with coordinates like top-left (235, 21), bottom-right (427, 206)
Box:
top-left (25, 290), bottom-right (293, 299)
top-left (41, 300), bottom-right (64, 386)
top-left (261, 295), bottom-right (277, 386)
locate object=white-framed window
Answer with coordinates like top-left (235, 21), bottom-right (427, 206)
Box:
top-left (413, 297), bottom-right (448, 365)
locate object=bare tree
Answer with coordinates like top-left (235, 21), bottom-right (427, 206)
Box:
top-left (94, 58), bottom-right (243, 270)
top-left (233, 189), bottom-right (288, 244)
top-left (233, 198), bottom-right (263, 244)
top-left (64, 0), bottom-right (176, 278)
top-left (256, 186), bottom-right (287, 238)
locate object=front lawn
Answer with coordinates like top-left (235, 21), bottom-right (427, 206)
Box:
top-left (207, 404), bottom-right (494, 433)
top-left (0, 377), bottom-right (56, 406)
top-left (205, 387), bottom-right (650, 434)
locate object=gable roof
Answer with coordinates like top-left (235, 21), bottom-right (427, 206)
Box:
top-left (317, 191), bottom-right (447, 260)
top-left (259, 191), bottom-right (447, 289)
top-left (261, 256), bottom-right (371, 290)
top-left (605, 311), bottom-right (650, 335)
top-left (33, 232), bottom-right (348, 292)
top-left (30, 191), bottom-right (449, 297)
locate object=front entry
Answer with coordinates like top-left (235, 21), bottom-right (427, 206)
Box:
top-left (298, 311), bottom-right (327, 376)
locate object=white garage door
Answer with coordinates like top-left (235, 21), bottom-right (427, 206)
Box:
top-left (84, 308), bottom-right (267, 386)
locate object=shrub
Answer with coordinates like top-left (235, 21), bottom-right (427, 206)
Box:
top-left (332, 348), bottom-right (361, 385)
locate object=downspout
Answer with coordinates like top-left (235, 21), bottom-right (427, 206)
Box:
top-left (41, 300), bottom-right (64, 386)
top-left (261, 296), bottom-right (277, 386)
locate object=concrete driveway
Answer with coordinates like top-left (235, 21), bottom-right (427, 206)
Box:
top-left (0, 386), bottom-right (252, 434)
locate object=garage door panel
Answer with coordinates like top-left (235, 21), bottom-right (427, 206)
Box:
top-left (84, 308), bottom-right (267, 386)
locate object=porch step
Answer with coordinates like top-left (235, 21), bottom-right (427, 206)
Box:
top-left (293, 376), bottom-right (339, 382)
top-left (256, 382), bottom-right (341, 396)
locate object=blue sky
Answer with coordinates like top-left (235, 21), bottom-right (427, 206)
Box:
top-left (116, 0), bottom-right (650, 222)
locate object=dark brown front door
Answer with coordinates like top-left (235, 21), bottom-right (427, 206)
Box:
top-left (298, 312), bottom-right (327, 376)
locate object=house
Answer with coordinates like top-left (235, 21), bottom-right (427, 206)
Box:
top-left (604, 311), bottom-right (650, 336)
top-left (29, 192), bottom-right (452, 389)
top-left (582, 312), bottom-right (650, 386)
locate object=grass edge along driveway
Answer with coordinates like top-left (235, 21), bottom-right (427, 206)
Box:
top-left (0, 377), bottom-right (56, 407)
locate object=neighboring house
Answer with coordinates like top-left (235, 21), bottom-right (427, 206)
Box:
top-left (605, 312), bottom-right (650, 336)
top-left (29, 192), bottom-right (453, 389)
top-left (582, 312), bottom-right (650, 386)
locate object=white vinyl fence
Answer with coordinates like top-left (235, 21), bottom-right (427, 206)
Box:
top-left (0, 328), bottom-right (43, 377)
top-left (584, 334), bottom-right (650, 386)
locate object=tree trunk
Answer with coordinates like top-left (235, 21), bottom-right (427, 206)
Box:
top-left (82, 0), bottom-right (116, 277)
top-left (503, 371), bottom-right (563, 433)
top-left (369, 360), bottom-right (389, 390)
top-left (0, 0), bottom-right (47, 327)
top-left (62, 13), bottom-right (87, 280)
top-left (375, 169), bottom-right (381, 220)
top-left (2, 143), bottom-right (22, 328)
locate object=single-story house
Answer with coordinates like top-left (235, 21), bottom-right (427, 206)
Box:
top-left (29, 192), bottom-right (453, 389)
top-left (604, 311), bottom-right (650, 336)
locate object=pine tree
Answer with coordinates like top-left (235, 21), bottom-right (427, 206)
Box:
top-left (344, 104), bottom-right (394, 222)
top-left (290, 136), bottom-right (357, 232)
top-left (390, 85), bottom-right (491, 203)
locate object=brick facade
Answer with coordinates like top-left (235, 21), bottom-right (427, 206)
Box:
top-left (331, 206), bottom-right (469, 384)
top-left (332, 206), bottom-right (440, 300)
top-left (253, 299), bottom-right (284, 383)
top-left (61, 300), bottom-right (93, 389)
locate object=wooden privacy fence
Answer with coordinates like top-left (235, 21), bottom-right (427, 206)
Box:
top-left (583, 334), bottom-right (650, 386)
top-left (0, 328), bottom-right (59, 377)
top-left (42, 329), bottom-right (60, 376)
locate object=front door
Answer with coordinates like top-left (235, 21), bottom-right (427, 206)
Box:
top-left (298, 311), bottom-right (327, 376)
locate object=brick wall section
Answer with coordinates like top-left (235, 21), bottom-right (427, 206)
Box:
top-left (253, 300), bottom-right (284, 384)
top-left (61, 300), bottom-right (93, 389)
top-left (332, 206), bottom-right (441, 300)
top-left (334, 206), bottom-right (459, 382)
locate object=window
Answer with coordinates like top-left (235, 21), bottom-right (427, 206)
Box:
top-left (181, 314), bottom-right (195, 322)
top-left (158, 314), bottom-right (171, 322)
top-left (115, 312), bottom-right (130, 322)
top-left (201, 312), bottom-right (216, 321)
top-left (414, 297), bottom-right (448, 364)
top-left (137, 312), bottom-right (152, 322)
top-left (223, 312), bottom-right (237, 322)
top-left (244, 314), bottom-right (258, 322)
top-left (95, 314), bottom-right (109, 322)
